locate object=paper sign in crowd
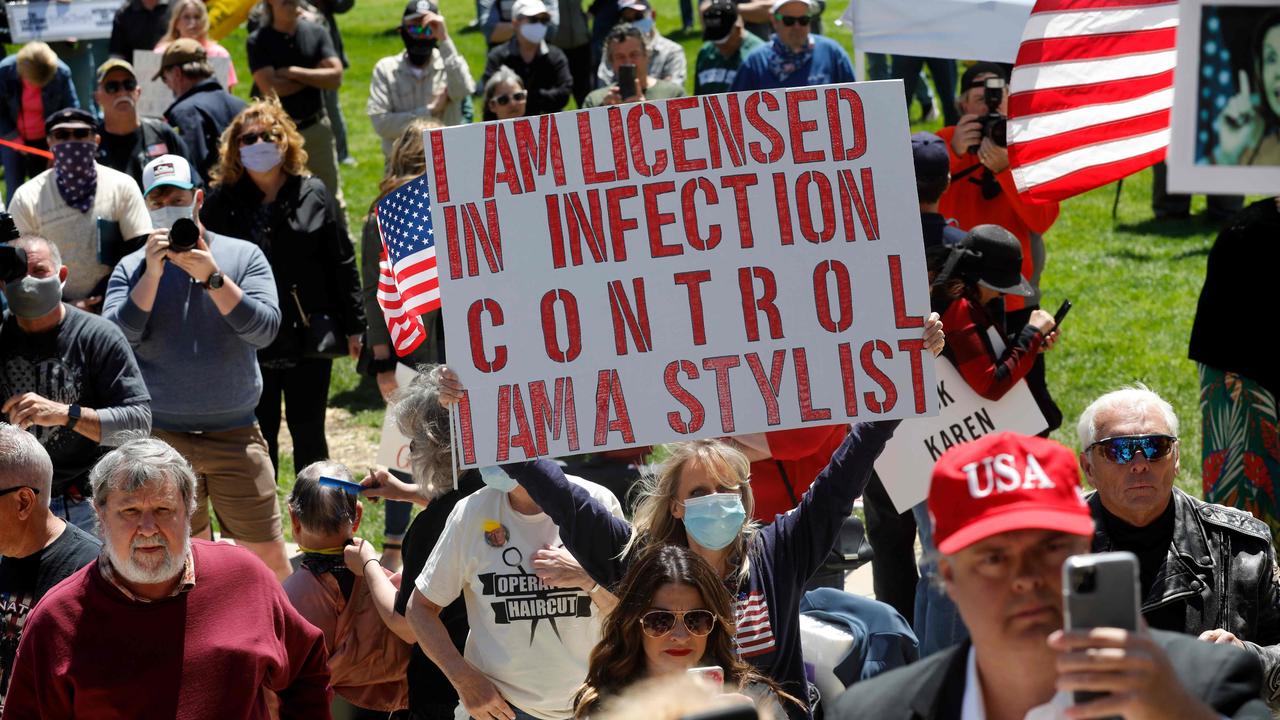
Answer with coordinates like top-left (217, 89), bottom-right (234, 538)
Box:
top-left (425, 81), bottom-right (938, 468)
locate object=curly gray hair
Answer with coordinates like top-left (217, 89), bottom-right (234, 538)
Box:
top-left (393, 364), bottom-right (457, 498)
top-left (89, 437), bottom-right (198, 516)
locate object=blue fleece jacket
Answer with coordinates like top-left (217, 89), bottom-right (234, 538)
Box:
top-left (730, 34), bottom-right (855, 91)
top-left (102, 230), bottom-right (280, 432)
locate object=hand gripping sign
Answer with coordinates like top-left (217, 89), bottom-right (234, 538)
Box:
top-left (427, 82), bottom-right (939, 468)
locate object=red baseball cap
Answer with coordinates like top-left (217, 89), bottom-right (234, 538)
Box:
top-left (928, 432), bottom-right (1093, 554)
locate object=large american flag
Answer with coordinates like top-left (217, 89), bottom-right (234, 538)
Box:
top-left (1008, 0), bottom-right (1179, 203)
top-left (375, 173), bottom-right (440, 356)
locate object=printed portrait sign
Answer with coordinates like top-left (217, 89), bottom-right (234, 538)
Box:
top-left (1167, 0), bottom-right (1280, 194)
top-left (133, 51), bottom-right (234, 119)
top-left (875, 358), bottom-right (1048, 513)
top-left (5, 0), bottom-right (118, 42)
top-left (427, 82), bottom-right (938, 468)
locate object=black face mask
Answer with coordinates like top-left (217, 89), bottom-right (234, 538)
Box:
top-left (401, 29), bottom-right (437, 66)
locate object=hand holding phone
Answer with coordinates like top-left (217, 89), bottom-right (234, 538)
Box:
top-left (1051, 299), bottom-right (1072, 332)
top-left (1062, 552), bottom-right (1140, 708)
top-left (617, 64), bottom-right (638, 101)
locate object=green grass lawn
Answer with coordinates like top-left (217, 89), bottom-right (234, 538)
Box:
top-left (7, 0), bottom-right (1240, 543)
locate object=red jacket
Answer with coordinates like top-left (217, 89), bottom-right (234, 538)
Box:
top-left (749, 425), bottom-right (849, 522)
top-left (935, 125), bottom-right (1060, 312)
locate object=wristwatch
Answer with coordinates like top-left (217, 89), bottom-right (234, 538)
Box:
top-left (204, 271), bottom-right (225, 290)
top-left (66, 404), bottom-right (81, 431)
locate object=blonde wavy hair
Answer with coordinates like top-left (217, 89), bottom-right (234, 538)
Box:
top-left (210, 97), bottom-right (309, 187)
top-left (622, 439), bottom-right (759, 587)
top-left (161, 0), bottom-right (209, 45)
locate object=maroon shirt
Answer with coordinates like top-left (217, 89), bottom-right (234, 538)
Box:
top-left (2, 540), bottom-right (331, 720)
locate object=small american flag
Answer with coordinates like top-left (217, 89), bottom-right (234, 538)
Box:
top-left (1008, 0), bottom-right (1179, 202)
top-left (375, 173), bottom-right (440, 356)
top-left (734, 590), bottom-right (776, 657)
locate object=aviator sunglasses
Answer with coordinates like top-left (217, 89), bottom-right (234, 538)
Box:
top-left (101, 78), bottom-right (139, 94)
top-left (639, 609), bottom-right (717, 638)
top-left (1088, 434), bottom-right (1177, 465)
top-left (239, 130), bottom-right (281, 146)
top-left (774, 13), bottom-right (811, 25)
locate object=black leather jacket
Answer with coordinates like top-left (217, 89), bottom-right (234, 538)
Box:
top-left (1089, 488), bottom-right (1280, 705)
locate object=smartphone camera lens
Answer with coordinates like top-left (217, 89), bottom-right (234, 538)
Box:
top-left (1073, 567), bottom-right (1097, 594)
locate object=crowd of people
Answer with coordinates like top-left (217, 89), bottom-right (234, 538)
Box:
top-left (2, 1), bottom-right (1280, 719)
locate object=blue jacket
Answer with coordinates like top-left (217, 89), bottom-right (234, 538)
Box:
top-left (164, 79), bottom-right (248, 183)
top-left (0, 55), bottom-right (80, 140)
top-left (730, 34), bottom-right (855, 92)
top-left (799, 587), bottom-right (919, 686)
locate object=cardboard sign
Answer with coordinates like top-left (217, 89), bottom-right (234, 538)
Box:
top-left (6, 0), bottom-right (119, 42)
top-left (1167, 0), bottom-right (1280, 195)
top-left (427, 82), bottom-right (938, 468)
top-left (375, 363), bottom-right (421, 474)
top-left (841, 0), bottom-right (1035, 63)
top-left (133, 51), bottom-right (234, 119)
top-left (876, 358), bottom-right (1048, 513)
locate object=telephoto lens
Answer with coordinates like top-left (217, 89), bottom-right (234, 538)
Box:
top-left (168, 218), bottom-right (200, 253)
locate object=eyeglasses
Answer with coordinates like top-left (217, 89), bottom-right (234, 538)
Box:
top-left (1088, 434), bottom-right (1177, 465)
top-left (238, 130), bottom-right (280, 146)
top-left (51, 127), bottom-right (93, 142)
top-left (639, 609), bottom-right (717, 638)
top-left (774, 13), bottom-right (811, 26)
top-left (404, 23), bottom-right (432, 36)
top-left (0, 486), bottom-right (40, 498)
top-left (492, 91), bottom-right (527, 105)
top-left (101, 78), bottom-right (139, 94)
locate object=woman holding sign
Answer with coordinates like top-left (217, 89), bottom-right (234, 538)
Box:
top-left (433, 316), bottom-right (945, 719)
top-left (1211, 12), bottom-right (1280, 166)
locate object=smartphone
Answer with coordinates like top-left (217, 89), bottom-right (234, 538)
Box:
top-left (1052, 299), bottom-right (1072, 328)
top-left (1062, 552), bottom-right (1140, 708)
top-left (319, 476), bottom-right (366, 496)
top-left (686, 665), bottom-right (725, 685)
top-left (680, 707), bottom-right (757, 720)
top-left (617, 64), bottom-right (638, 101)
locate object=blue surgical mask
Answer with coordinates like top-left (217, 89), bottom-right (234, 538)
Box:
top-left (632, 15), bottom-right (654, 35)
top-left (480, 465), bottom-right (519, 493)
top-left (239, 141), bottom-right (283, 173)
top-left (682, 493), bottom-right (745, 550)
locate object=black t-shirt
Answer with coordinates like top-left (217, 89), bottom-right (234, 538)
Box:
top-left (0, 522), bottom-right (101, 711)
top-left (0, 306), bottom-right (152, 495)
top-left (96, 118), bottom-right (193, 189)
top-left (108, 0), bottom-right (172, 59)
top-left (394, 470), bottom-right (483, 713)
top-left (246, 20), bottom-right (337, 122)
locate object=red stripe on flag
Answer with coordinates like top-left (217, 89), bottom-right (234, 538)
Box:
top-left (1009, 69), bottom-right (1173, 117)
top-left (1020, 146), bottom-right (1167, 202)
top-left (394, 256), bottom-right (439, 281)
top-left (1015, 27), bottom-right (1175, 66)
top-left (1028, 0), bottom-right (1174, 12)
top-left (1009, 108), bottom-right (1170, 166)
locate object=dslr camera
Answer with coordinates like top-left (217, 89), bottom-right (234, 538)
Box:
top-left (0, 211), bottom-right (27, 284)
top-left (969, 77), bottom-right (1008, 154)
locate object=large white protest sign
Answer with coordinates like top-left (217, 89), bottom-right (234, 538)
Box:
top-left (133, 51), bottom-right (234, 119)
top-left (877, 359), bottom-right (1048, 512)
top-left (6, 0), bottom-right (119, 42)
top-left (374, 363), bottom-right (420, 474)
top-left (424, 81), bottom-right (937, 468)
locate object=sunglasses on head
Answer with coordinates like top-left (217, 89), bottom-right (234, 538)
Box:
top-left (639, 609), bottom-right (717, 638)
top-left (101, 78), bottom-right (139, 94)
top-left (1088, 434), bottom-right (1177, 465)
top-left (492, 91), bottom-right (527, 105)
top-left (0, 485), bottom-right (40, 498)
top-left (51, 127), bottom-right (93, 142)
top-left (239, 130), bottom-right (280, 146)
top-left (775, 13), bottom-right (811, 26)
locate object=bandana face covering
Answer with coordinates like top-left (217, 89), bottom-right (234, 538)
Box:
top-left (51, 141), bottom-right (98, 213)
top-left (767, 36), bottom-right (813, 83)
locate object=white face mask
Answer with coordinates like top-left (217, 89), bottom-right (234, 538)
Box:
top-left (148, 200), bottom-right (196, 230)
top-left (519, 22), bottom-right (548, 43)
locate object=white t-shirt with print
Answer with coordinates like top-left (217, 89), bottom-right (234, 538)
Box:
top-left (418, 476), bottom-right (623, 720)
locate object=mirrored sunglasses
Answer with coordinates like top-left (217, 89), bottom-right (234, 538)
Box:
top-left (774, 13), bottom-right (811, 26)
top-left (1088, 434), bottom-right (1177, 465)
top-left (102, 78), bottom-right (139, 94)
top-left (493, 91), bottom-right (527, 105)
top-left (404, 22), bottom-right (432, 36)
top-left (639, 609), bottom-right (716, 638)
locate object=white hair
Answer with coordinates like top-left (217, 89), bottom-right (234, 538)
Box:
top-left (89, 436), bottom-right (198, 516)
top-left (1076, 383), bottom-right (1179, 448)
top-left (0, 424), bottom-right (53, 505)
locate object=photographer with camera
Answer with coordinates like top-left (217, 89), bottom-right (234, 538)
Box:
top-left (834, 432), bottom-right (1270, 720)
top-left (101, 155), bottom-right (291, 581)
top-left (1, 231), bottom-right (150, 534)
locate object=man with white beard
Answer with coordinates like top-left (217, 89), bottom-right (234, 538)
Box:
top-left (1, 437), bottom-right (332, 719)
